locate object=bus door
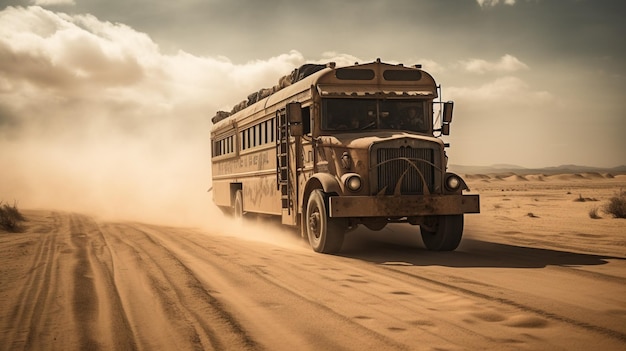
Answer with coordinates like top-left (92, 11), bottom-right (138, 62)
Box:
top-left (276, 103), bottom-right (303, 226)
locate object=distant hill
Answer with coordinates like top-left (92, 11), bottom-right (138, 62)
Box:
top-left (489, 164), bottom-right (526, 170)
top-left (543, 164), bottom-right (626, 173)
top-left (449, 164), bottom-right (626, 175)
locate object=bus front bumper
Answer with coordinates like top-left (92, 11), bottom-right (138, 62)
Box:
top-left (328, 194), bottom-right (480, 218)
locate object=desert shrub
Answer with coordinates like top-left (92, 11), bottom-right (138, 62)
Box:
top-left (603, 190), bottom-right (626, 219)
top-left (588, 206), bottom-right (601, 219)
top-left (574, 194), bottom-right (598, 202)
top-left (0, 201), bottom-right (25, 232)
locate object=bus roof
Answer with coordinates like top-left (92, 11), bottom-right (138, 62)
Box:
top-left (211, 60), bottom-right (439, 128)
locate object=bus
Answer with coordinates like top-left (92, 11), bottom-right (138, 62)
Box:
top-left (210, 59), bottom-right (479, 253)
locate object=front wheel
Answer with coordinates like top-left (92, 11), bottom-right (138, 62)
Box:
top-left (420, 215), bottom-right (464, 251)
top-left (306, 190), bottom-right (346, 253)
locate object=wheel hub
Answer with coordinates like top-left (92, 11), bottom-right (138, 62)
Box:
top-left (309, 212), bottom-right (320, 238)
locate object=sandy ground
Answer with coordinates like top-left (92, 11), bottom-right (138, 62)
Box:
top-left (1, 174), bottom-right (625, 351)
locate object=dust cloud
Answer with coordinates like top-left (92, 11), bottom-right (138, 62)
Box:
top-left (0, 6), bottom-right (357, 228)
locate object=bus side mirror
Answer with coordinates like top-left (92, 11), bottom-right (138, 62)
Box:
top-left (287, 102), bottom-right (303, 136)
top-left (443, 101), bottom-right (453, 123)
top-left (290, 124), bottom-right (303, 136)
top-left (441, 123), bottom-right (450, 135)
top-left (287, 102), bottom-right (302, 124)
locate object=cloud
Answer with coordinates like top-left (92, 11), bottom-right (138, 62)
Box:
top-left (476, 0), bottom-right (516, 7)
top-left (31, 0), bottom-right (75, 5)
top-left (0, 6), bottom-right (363, 225)
top-left (412, 58), bottom-right (445, 74)
top-left (446, 76), bottom-right (552, 105)
top-left (459, 54), bottom-right (529, 74)
top-left (318, 51), bottom-right (362, 67)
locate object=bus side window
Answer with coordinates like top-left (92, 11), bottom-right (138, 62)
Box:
top-left (262, 121), bottom-right (267, 144)
top-left (302, 106), bottom-right (311, 134)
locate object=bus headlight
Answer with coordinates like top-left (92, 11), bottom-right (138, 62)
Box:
top-left (343, 174), bottom-right (362, 192)
top-left (445, 174), bottom-right (461, 192)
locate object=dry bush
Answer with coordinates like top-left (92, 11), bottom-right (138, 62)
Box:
top-left (603, 190), bottom-right (626, 219)
top-left (588, 206), bottom-right (602, 219)
top-left (0, 201), bottom-right (25, 232)
top-left (574, 194), bottom-right (598, 202)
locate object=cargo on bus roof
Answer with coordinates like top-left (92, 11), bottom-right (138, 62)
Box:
top-left (210, 63), bottom-right (330, 124)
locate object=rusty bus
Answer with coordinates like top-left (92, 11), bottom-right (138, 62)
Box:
top-left (210, 59), bottom-right (479, 253)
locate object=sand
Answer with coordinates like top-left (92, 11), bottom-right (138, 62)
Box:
top-left (1, 174), bottom-right (625, 350)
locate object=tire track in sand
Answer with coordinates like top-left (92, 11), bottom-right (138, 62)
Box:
top-left (99, 222), bottom-right (260, 351)
top-left (68, 214), bottom-right (138, 351)
top-left (133, 223), bottom-right (411, 351)
top-left (2, 213), bottom-right (61, 351)
top-left (377, 262), bottom-right (626, 343)
top-left (139, 223), bottom-right (626, 350)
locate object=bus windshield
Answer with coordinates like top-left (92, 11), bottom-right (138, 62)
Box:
top-left (322, 98), bottom-right (428, 133)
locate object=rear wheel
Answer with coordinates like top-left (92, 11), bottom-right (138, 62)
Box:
top-left (234, 190), bottom-right (244, 221)
top-left (306, 190), bottom-right (345, 253)
top-left (420, 215), bottom-right (464, 251)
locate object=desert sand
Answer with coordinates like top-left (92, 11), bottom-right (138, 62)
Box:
top-left (1, 173), bottom-right (625, 350)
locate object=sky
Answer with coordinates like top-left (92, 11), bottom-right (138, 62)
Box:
top-left (0, 0), bottom-right (625, 223)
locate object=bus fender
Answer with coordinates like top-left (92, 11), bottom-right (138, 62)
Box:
top-left (307, 173), bottom-right (341, 195)
top-left (299, 173), bottom-right (342, 238)
top-left (301, 173), bottom-right (341, 225)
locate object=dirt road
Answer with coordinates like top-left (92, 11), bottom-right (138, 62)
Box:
top-left (1, 208), bottom-right (625, 351)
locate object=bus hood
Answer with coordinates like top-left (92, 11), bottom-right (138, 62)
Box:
top-left (318, 132), bottom-right (445, 150)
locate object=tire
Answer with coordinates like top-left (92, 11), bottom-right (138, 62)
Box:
top-left (420, 215), bottom-right (464, 251)
top-left (234, 190), bottom-right (244, 220)
top-left (306, 190), bottom-right (345, 253)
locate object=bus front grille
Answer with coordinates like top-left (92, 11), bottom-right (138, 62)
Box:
top-left (374, 147), bottom-right (435, 195)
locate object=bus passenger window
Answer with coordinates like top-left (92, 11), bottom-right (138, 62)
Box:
top-left (262, 121), bottom-right (267, 144)
top-left (302, 106), bottom-right (311, 134)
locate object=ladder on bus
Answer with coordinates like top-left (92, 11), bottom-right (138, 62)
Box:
top-left (276, 109), bottom-right (291, 214)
